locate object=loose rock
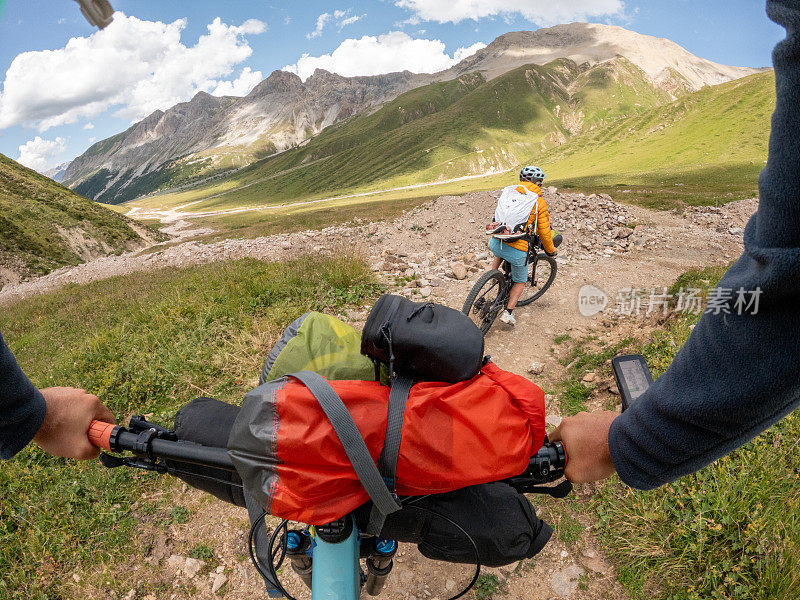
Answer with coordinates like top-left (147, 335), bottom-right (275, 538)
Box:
top-left (550, 564), bottom-right (585, 598)
top-left (212, 573), bottom-right (228, 594)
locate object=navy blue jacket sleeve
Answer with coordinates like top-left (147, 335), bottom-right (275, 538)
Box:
top-left (0, 332), bottom-right (46, 459)
top-left (609, 0), bottom-right (800, 490)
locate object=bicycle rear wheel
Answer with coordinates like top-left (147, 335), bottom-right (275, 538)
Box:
top-left (516, 254), bottom-right (557, 307)
top-left (462, 270), bottom-right (506, 334)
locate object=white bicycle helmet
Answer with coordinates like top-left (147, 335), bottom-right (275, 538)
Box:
top-left (520, 166), bottom-right (546, 182)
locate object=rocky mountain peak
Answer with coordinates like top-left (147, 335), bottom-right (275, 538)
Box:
top-left (442, 22), bottom-right (759, 91)
top-left (248, 70), bottom-right (304, 97)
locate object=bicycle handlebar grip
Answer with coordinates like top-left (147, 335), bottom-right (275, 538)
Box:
top-left (558, 441), bottom-right (568, 468)
top-left (88, 420), bottom-right (117, 451)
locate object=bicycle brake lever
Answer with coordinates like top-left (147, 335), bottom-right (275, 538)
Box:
top-left (98, 450), bottom-right (167, 474)
top-left (99, 452), bottom-right (128, 468)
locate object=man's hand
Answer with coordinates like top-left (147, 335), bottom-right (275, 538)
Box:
top-left (549, 411), bottom-right (618, 483)
top-left (33, 387), bottom-right (115, 460)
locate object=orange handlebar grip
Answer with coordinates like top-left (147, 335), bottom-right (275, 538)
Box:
top-left (88, 420), bottom-right (117, 451)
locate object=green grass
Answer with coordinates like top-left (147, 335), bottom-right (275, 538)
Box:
top-left (0, 153), bottom-right (159, 279)
top-left (188, 192), bottom-right (437, 243)
top-left (0, 253), bottom-right (383, 599)
top-left (189, 544), bottom-right (215, 561)
top-left (556, 336), bottom-right (638, 415)
top-left (539, 72), bottom-right (774, 209)
top-left (473, 573), bottom-right (508, 599)
top-left (555, 264), bottom-right (800, 600)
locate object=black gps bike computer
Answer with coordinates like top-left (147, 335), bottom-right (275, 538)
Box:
top-left (611, 354), bottom-right (654, 411)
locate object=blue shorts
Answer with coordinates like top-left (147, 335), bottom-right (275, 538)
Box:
top-left (489, 237), bottom-right (528, 283)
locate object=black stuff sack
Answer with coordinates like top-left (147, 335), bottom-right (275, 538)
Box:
top-left (354, 482), bottom-right (551, 567)
top-left (172, 397), bottom-right (247, 508)
top-left (361, 294), bottom-right (485, 382)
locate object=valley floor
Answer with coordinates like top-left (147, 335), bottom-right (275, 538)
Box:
top-left (2, 189), bottom-right (756, 599)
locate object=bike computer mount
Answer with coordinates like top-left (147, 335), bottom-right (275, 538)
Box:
top-left (611, 354), bottom-right (654, 411)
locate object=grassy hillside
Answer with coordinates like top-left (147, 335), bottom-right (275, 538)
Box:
top-left (534, 71), bottom-right (775, 208)
top-left (550, 265), bottom-right (799, 600)
top-left (127, 58), bottom-right (669, 211)
top-left (0, 254), bottom-right (382, 599)
top-left (0, 153), bottom-right (157, 282)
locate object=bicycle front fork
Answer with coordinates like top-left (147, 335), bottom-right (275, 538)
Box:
top-left (286, 517), bottom-right (398, 599)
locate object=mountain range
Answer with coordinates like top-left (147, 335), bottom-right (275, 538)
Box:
top-left (60, 22), bottom-right (764, 205)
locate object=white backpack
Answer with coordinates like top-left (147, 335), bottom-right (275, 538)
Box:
top-left (494, 185), bottom-right (539, 234)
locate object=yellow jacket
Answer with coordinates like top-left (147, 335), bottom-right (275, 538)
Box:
top-left (500, 182), bottom-right (556, 254)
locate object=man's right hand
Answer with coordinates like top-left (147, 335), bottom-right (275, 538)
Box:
top-left (549, 411), bottom-right (618, 483)
top-left (33, 387), bottom-right (115, 460)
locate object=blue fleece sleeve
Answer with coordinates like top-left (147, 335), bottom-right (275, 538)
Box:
top-left (608, 0), bottom-right (800, 490)
top-left (0, 332), bottom-right (46, 459)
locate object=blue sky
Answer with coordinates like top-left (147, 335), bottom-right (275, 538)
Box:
top-left (0, 1), bottom-right (785, 172)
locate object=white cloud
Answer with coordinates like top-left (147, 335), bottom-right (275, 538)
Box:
top-left (83, 122), bottom-right (94, 130)
top-left (307, 13), bottom-right (332, 39)
top-left (284, 32), bottom-right (486, 81)
top-left (0, 12), bottom-right (267, 131)
top-left (453, 42), bottom-right (487, 61)
top-left (395, 0), bottom-right (625, 25)
top-left (210, 66), bottom-right (263, 96)
top-left (307, 9), bottom-right (364, 38)
top-left (17, 136), bottom-right (67, 172)
top-left (339, 14), bottom-right (365, 29)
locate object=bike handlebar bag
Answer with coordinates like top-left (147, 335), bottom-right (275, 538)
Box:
top-left (361, 294), bottom-right (484, 382)
top-left (227, 362), bottom-right (545, 525)
top-left (173, 397), bottom-right (551, 566)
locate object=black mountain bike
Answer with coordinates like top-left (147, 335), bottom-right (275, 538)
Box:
top-left (463, 233), bottom-right (561, 334)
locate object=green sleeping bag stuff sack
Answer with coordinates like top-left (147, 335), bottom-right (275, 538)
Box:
top-left (260, 311), bottom-right (387, 384)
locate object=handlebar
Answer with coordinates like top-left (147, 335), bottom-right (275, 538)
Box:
top-left (88, 418), bottom-right (235, 471)
top-left (88, 420), bottom-right (568, 488)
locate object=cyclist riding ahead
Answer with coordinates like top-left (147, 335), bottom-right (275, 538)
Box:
top-left (486, 166), bottom-right (557, 326)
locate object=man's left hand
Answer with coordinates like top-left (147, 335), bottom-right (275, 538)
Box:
top-left (34, 387), bottom-right (115, 460)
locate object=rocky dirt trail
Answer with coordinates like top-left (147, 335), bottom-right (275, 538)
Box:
top-left (15, 189), bottom-right (754, 600)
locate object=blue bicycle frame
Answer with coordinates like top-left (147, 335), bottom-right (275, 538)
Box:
top-left (276, 516), bottom-right (397, 600)
top-left (310, 518), bottom-right (361, 599)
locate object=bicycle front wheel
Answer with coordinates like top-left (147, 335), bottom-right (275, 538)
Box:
top-left (462, 270), bottom-right (506, 334)
top-left (517, 254), bottom-right (557, 307)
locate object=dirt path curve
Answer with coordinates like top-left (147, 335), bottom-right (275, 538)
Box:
top-left (8, 189), bottom-right (755, 600)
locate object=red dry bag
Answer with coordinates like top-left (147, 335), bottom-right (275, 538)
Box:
top-left (227, 362), bottom-right (545, 525)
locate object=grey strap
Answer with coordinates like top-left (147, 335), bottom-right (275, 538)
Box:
top-left (378, 374), bottom-right (413, 485)
top-left (368, 374), bottom-right (414, 534)
top-left (290, 371), bottom-right (401, 530)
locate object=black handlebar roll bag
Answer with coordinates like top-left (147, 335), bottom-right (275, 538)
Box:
top-left (361, 294), bottom-right (485, 382)
top-left (172, 397), bottom-right (550, 567)
top-left (172, 397), bottom-right (247, 508)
